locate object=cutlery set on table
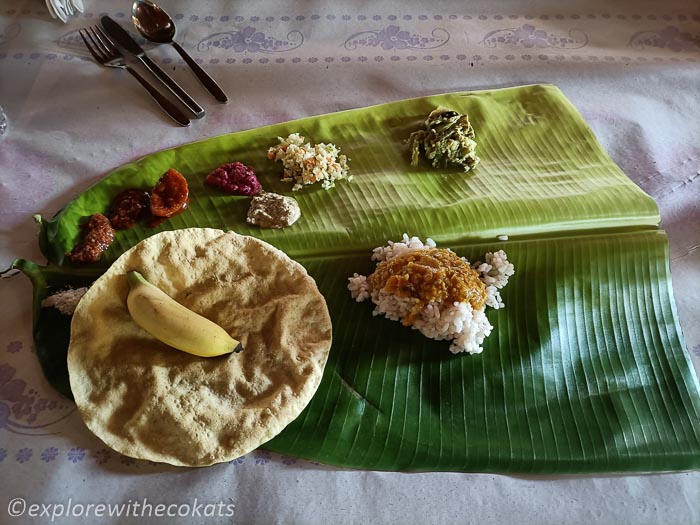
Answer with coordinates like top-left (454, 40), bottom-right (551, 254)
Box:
top-left (80, 1), bottom-right (228, 126)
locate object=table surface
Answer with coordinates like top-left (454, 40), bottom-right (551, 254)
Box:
top-left (1, 1), bottom-right (699, 523)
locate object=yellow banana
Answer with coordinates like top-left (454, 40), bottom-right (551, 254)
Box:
top-left (126, 271), bottom-right (242, 357)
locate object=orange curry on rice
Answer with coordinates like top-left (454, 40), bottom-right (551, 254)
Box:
top-left (368, 248), bottom-right (487, 326)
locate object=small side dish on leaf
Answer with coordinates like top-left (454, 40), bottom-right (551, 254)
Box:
top-left (408, 106), bottom-right (480, 171)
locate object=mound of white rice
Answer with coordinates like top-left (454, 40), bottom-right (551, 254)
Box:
top-left (267, 133), bottom-right (351, 191)
top-left (348, 234), bottom-right (514, 355)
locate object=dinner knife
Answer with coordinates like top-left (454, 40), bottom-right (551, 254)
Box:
top-left (100, 16), bottom-right (205, 119)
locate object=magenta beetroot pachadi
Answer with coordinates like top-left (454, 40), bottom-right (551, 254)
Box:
top-left (205, 161), bottom-right (261, 196)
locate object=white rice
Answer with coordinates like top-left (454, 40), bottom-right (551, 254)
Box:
top-left (348, 234), bottom-right (514, 355)
top-left (267, 133), bottom-right (351, 191)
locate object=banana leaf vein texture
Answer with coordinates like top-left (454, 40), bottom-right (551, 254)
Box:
top-left (13, 84), bottom-right (700, 473)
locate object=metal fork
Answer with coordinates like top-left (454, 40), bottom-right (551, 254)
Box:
top-left (80, 26), bottom-right (190, 127)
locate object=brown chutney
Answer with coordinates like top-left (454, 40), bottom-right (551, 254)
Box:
top-left (368, 248), bottom-right (487, 325)
top-left (66, 213), bottom-right (115, 264)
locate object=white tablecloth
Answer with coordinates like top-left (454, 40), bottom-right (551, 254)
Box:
top-left (1, 0), bottom-right (699, 523)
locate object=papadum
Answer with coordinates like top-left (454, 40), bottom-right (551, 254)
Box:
top-left (67, 228), bottom-right (332, 466)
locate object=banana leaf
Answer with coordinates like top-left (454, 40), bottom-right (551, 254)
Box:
top-left (9, 84), bottom-right (700, 473)
top-left (269, 231), bottom-right (700, 472)
top-left (38, 84), bottom-right (659, 265)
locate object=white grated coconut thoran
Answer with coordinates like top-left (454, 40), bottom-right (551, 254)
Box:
top-left (267, 133), bottom-right (351, 191)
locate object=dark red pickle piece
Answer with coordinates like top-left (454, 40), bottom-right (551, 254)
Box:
top-left (109, 189), bottom-right (151, 230)
top-left (66, 213), bottom-right (115, 264)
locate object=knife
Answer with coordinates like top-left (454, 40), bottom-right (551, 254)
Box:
top-left (101, 16), bottom-right (205, 119)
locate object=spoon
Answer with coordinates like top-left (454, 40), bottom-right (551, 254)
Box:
top-left (131, 0), bottom-right (228, 103)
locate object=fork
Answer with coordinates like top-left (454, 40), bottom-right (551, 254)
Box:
top-left (80, 26), bottom-right (190, 127)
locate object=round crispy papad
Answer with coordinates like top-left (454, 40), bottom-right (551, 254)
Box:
top-left (67, 228), bottom-right (332, 466)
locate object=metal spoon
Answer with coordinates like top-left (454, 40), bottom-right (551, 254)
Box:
top-left (131, 0), bottom-right (228, 103)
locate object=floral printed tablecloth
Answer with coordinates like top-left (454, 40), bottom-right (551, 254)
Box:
top-left (1, 0), bottom-right (699, 523)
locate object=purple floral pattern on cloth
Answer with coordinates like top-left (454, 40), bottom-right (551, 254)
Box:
top-left (375, 25), bottom-right (411, 50)
top-left (197, 27), bottom-right (304, 53)
top-left (254, 451), bottom-right (271, 465)
top-left (0, 446), bottom-right (331, 469)
top-left (232, 26), bottom-right (264, 52)
top-left (0, 363), bottom-right (74, 433)
top-left (41, 447), bottom-right (59, 462)
top-left (1, 15), bottom-right (699, 65)
top-left (57, 30), bottom-right (85, 51)
top-left (482, 24), bottom-right (588, 49)
top-left (629, 26), bottom-right (700, 52)
top-left (66, 447), bottom-right (86, 463)
top-left (16, 447), bottom-right (32, 463)
top-left (92, 448), bottom-right (111, 464)
top-left (343, 25), bottom-right (449, 50)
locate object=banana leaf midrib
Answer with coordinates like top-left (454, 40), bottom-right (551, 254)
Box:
top-left (39, 211), bottom-right (659, 266)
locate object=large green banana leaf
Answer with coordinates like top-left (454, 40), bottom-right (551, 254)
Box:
top-left (9, 84), bottom-right (700, 473)
top-left (39, 84), bottom-right (659, 265)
